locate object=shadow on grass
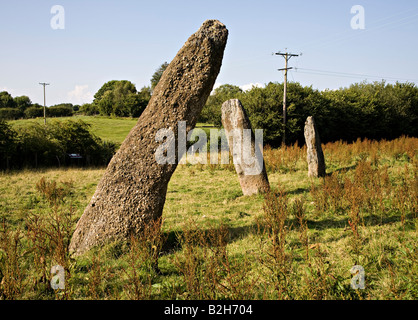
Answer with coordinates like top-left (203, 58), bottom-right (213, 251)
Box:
top-left (303, 212), bottom-right (415, 231)
top-left (286, 187), bottom-right (311, 196)
top-left (325, 163), bottom-right (358, 176)
top-left (160, 223), bottom-right (258, 255)
top-left (161, 212), bottom-right (415, 255)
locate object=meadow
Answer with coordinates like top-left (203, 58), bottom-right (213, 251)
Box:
top-left (10, 115), bottom-right (216, 145)
top-left (0, 117), bottom-right (417, 300)
top-left (10, 115), bottom-right (139, 145)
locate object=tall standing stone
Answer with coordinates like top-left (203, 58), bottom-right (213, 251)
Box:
top-left (304, 116), bottom-right (326, 177)
top-left (221, 99), bottom-right (270, 196)
top-left (69, 20), bottom-right (228, 256)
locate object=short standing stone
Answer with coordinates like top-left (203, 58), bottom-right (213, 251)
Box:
top-left (69, 20), bottom-right (228, 256)
top-left (304, 116), bottom-right (326, 177)
top-left (221, 99), bottom-right (270, 196)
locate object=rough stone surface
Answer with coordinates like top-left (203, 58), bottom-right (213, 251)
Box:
top-left (69, 20), bottom-right (228, 256)
top-left (221, 99), bottom-right (270, 196)
top-left (304, 116), bottom-right (326, 178)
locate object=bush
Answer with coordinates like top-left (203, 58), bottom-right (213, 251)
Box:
top-left (16, 122), bottom-right (62, 167)
top-left (0, 119), bottom-right (117, 170)
top-left (0, 120), bottom-right (17, 169)
top-left (24, 107), bottom-right (44, 119)
top-left (79, 103), bottom-right (99, 116)
top-left (48, 120), bottom-right (115, 166)
top-left (47, 105), bottom-right (73, 117)
top-left (0, 108), bottom-right (22, 120)
top-left (14, 96), bottom-right (32, 113)
top-left (0, 91), bottom-right (16, 109)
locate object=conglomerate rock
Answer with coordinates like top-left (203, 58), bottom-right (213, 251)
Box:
top-left (69, 20), bottom-right (228, 256)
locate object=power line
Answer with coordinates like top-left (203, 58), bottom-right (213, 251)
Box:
top-left (294, 68), bottom-right (418, 83)
top-left (297, 7), bottom-right (418, 52)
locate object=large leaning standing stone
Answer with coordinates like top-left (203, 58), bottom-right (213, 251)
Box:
top-left (304, 116), bottom-right (326, 178)
top-left (69, 20), bottom-right (228, 256)
top-left (221, 99), bottom-right (270, 196)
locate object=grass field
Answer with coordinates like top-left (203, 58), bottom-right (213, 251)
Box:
top-left (10, 116), bottom-right (215, 145)
top-left (10, 116), bottom-right (138, 145)
top-left (0, 117), bottom-right (417, 300)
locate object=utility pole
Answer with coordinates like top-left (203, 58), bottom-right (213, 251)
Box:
top-left (275, 51), bottom-right (299, 145)
top-left (39, 82), bottom-right (50, 125)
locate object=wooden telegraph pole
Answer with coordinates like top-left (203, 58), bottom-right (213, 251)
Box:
top-left (39, 82), bottom-right (50, 125)
top-left (275, 51), bottom-right (299, 145)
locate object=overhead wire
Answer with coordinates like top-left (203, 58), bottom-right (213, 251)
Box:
top-left (297, 7), bottom-right (418, 52)
top-left (225, 7), bottom-right (418, 85)
top-left (292, 68), bottom-right (418, 83)
top-left (289, 8), bottom-right (418, 85)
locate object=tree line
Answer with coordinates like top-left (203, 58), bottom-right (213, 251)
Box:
top-left (0, 63), bottom-right (170, 170)
top-left (0, 91), bottom-right (76, 120)
top-left (79, 80), bottom-right (151, 117)
top-left (0, 62), bottom-right (168, 120)
top-left (1, 62), bottom-right (417, 150)
top-left (199, 81), bottom-right (418, 147)
top-left (0, 83), bottom-right (148, 120)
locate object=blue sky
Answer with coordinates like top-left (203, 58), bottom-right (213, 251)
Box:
top-left (1, 0), bottom-right (417, 106)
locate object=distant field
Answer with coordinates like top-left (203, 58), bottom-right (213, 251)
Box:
top-left (10, 116), bottom-right (138, 145)
top-left (9, 116), bottom-right (217, 145)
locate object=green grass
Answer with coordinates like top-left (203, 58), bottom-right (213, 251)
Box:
top-left (10, 116), bottom-right (138, 145)
top-left (0, 120), bottom-right (416, 300)
top-left (9, 116), bottom-right (218, 146)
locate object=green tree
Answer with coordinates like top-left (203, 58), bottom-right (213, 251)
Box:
top-left (93, 80), bottom-right (119, 102)
top-left (93, 80), bottom-right (144, 117)
top-left (283, 82), bottom-right (328, 144)
top-left (138, 86), bottom-right (151, 102)
top-left (127, 86), bottom-right (151, 118)
top-left (199, 84), bottom-right (243, 126)
top-left (240, 83), bottom-right (283, 147)
top-left (24, 106), bottom-right (44, 119)
top-left (79, 103), bottom-right (99, 116)
top-left (17, 122), bottom-right (60, 167)
top-left (0, 91), bottom-right (16, 109)
top-left (377, 81), bottom-right (418, 139)
top-left (0, 108), bottom-right (21, 120)
top-left (112, 81), bottom-right (137, 116)
top-left (47, 104), bottom-right (74, 117)
top-left (0, 120), bottom-right (17, 169)
top-left (150, 62), bottom-right (169, 92)
top-left (96, 90), bottom-right (114, 116)
top-left (13, 96), bottom-right (32, 113)
top-left (124, 92), bottom-right (145, 118)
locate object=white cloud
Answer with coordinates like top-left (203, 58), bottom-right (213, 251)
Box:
top-left (239, 83), bottom-right (264, 91)
top-left (67, 85), bottom-right (93, 104)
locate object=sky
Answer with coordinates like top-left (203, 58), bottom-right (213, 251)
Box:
top-left (1, 0), bottom-right (418, 106)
